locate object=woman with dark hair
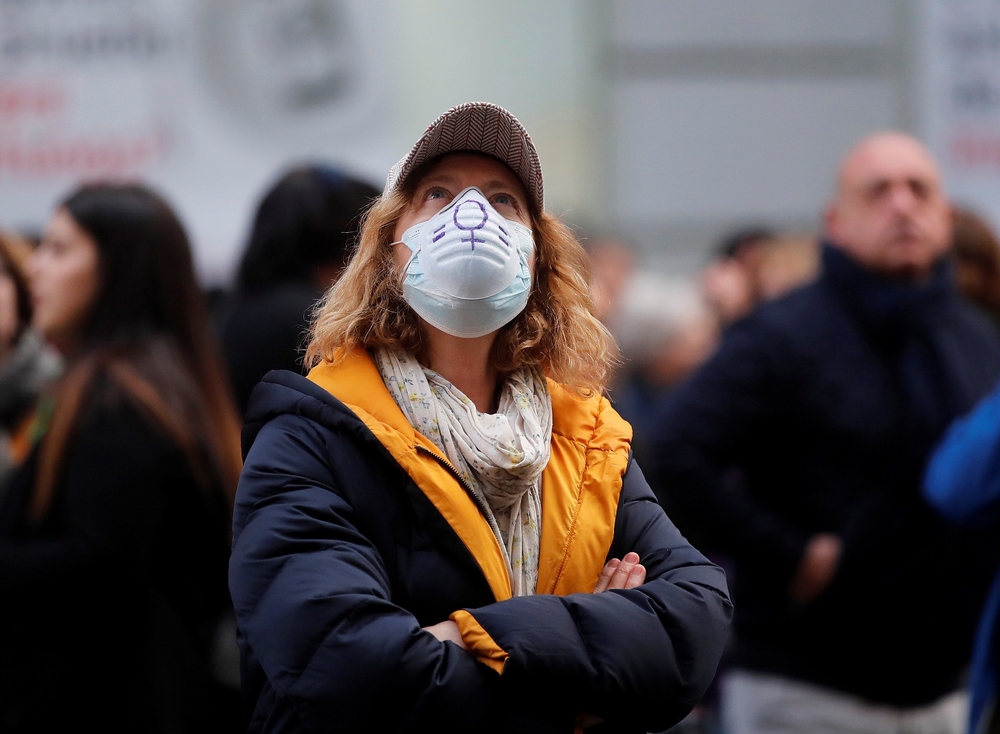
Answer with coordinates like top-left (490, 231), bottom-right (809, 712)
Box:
top-left (214, 165), bottom-right (380, 413)
top-left (0, 183), bottom-right (243, 733)
top-left (230, 103), bottom-right (731, 733)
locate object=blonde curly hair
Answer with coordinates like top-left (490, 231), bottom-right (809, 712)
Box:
top-left (305, 157), bottom-right (619, 394)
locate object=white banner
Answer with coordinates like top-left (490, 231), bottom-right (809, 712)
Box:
top-left (0, 0), bottom-right (391, 283)
top-left (920, 0), bottom-right (1000, 233)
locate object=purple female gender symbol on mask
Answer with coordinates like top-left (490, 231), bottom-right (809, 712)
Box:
top-left (451, 200), bottom-right (489, 250)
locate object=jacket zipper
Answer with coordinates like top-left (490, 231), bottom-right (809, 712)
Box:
top-left (414, 444), bottom-right (507, 556)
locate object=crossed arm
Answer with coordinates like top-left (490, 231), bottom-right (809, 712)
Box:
top-left (425, 552), bottom-right (648, 647)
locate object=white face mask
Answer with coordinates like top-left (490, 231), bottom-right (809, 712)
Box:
top-left (395, 187), bottom-right (534, 338)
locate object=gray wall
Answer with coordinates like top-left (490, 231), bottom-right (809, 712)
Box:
top-left (606, 0), bottom-right (916, 273)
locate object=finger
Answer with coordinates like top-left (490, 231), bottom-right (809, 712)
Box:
top-left (606, 555), bottom-right (638, 591)
top-left (607, 553), bottom-right (641, 591)
top-left (594, 558), bottom-right (621, 593)
top-left (624, 564), bottom-right (646, 589)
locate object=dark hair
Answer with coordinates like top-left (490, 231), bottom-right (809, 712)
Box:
top-left (953, 206), bottom-right (1000, 313)
top-left (63, 185), bottom-right (206, 348)
top-left (236, 165), bottom-right (380, 291)
top-left (716, 226), bottom-right (774, 260)
top-left (28, 183), bottom-right (242, 522)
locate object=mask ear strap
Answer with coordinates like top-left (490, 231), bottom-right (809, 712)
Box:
top-left (389, 239), bottom-right (420, 274)
top-left (509, 222), bottom-right (535, 257)
top-left (393, 224), bottom-right (423, 253)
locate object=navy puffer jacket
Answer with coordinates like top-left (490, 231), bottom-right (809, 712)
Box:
top-left (229, 355), bottom-right (732, 734)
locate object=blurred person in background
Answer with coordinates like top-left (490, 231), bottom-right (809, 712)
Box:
top-left (699, 228), bottom-right (820, 330)
top-left (951, 207), bottom-right (1000, 329)
top-left (0, 183), bottom-right (244, 733)
top-left (700, 227), bottom-right (773, 328)
top-left (610, 273), bottom-right (725, 734)
top-left (229, 102), bottom-right (732, 733)
top-left (648, 132), bottom-right (1000, 734)
top-left (0, 231), bottom-right (61, 492)
top-left (923, 378), bottom-right (1000, 734)
top-left (213, 164), bottom-right (380, 415)
top-left (610, 272), bottom-right (718, 465)
top-left (752, 233), bottom-right (820, 302)
top-left (584, 234), bottom-right (636, 326)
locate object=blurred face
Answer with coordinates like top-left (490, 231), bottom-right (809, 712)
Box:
top-left (587, 240), bottom-right (635, 323)
top-left (392, 152), bottom-right (533, 271)
top-left (650, 312), bottom-right (719, 387)
top-left (700, 258), bottom-right (755, 325)
top-left (28, 208), bottom-right (101, 351)
top-left (825, 133), bottom-right (952, 280)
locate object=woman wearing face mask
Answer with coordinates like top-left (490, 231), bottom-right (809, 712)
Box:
top-left (230, 102), bottom-right (732, 734)
top-left (0, 183), bottom-right (243, 733)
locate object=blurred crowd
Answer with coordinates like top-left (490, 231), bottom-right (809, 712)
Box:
top-left (591, 226), bottom-right (823, 467)
top-left (1, 128), bottom-right (1000, 734)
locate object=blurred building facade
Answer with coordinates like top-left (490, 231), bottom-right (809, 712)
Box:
top-left (0, 1), bottom-right (996, 285)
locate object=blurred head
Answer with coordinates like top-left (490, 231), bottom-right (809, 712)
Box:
top-left (30, 184), bottom-right (205, 357)
top-left (0, 230), bottom-right (35, 351)
top-left (952, 207), bottom-right (1000, 313)
top-left (825, 132), bottom-right (952, 280)
top-left (584, 237), bottom-right (636, 325)
top-left (754, 234), bottom-right (820, 301)
top-left (717, 226), bottom-right (774, 264)
top-left (29, 209), bottom-right (101, 352)
top-left (615, 274), bottom-right (718, 387)
top-left (700, 257), bottom-right (755, 327)
top-left (700, 226), bottom-right (775, 326)
top-left (237, 165), bottom-right (380, 292)
top-left (308, 102), bottom-right (618, 392)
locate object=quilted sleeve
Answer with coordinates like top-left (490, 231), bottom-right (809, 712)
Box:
top-left (453, 459), bottom-right (733, 733)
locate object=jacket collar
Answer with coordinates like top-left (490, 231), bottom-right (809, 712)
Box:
top-left (306, 347), bottom-right (632, 600)
top-left (821, 242), bottom-right (954, 332)
top-left (307, 347), bottom-right (417, 442)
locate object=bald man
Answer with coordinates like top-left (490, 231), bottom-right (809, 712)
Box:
top-left (827, 132), bottom-right (953, 280)
top-left (647, 133), bottom-right (1000, 734)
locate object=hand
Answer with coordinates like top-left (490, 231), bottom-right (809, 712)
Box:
top-left (788, 533), bottom-right (842, 606)
top-left (594, 551), bottom-right (646, 593)
top-left (423, 620), bottom-right (468, 650)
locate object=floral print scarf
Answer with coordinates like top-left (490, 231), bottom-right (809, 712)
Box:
top-left (375, 348), bottom-right (552, 597)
